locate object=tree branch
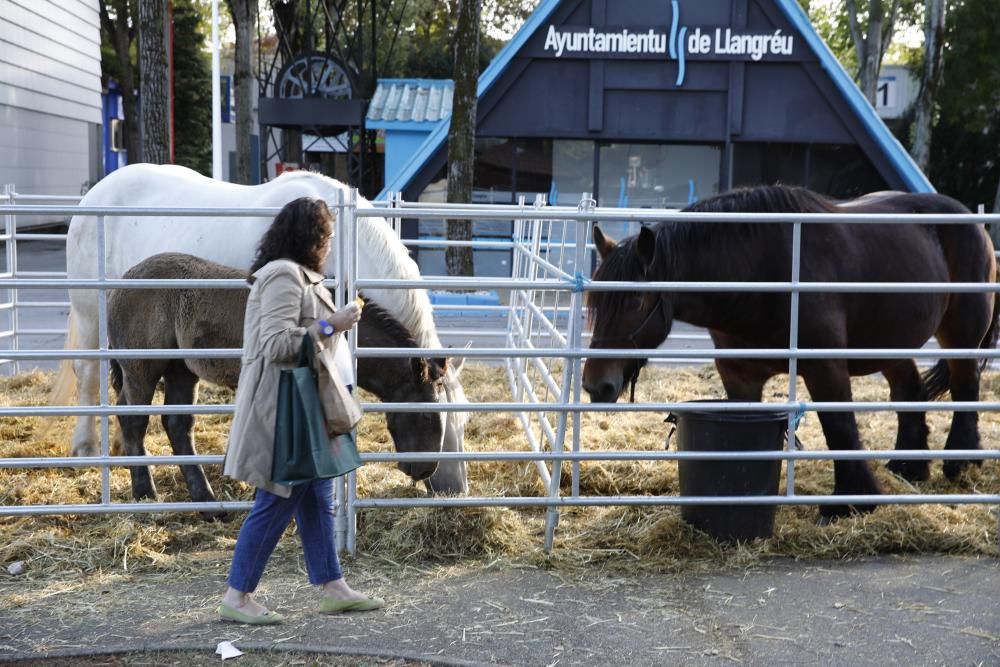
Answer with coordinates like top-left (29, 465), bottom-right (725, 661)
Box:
top-left (844, 0), bottom-right (865, 67)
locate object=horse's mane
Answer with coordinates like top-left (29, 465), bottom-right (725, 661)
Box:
top-left (361, 300), bottom-right (419, 349)
top-left (682, 184), bottom-right (838, 215)
top-left (587, 185), bottom-right (837, 323)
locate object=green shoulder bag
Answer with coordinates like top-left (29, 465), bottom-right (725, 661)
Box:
top-left (271, 333), bottom-right (363, 485)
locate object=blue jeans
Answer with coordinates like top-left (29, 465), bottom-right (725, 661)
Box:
top-left (227, 477), bottom-right (342, 593)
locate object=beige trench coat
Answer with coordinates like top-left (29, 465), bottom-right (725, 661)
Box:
top-left (223, 259), bottom-right (344, 497)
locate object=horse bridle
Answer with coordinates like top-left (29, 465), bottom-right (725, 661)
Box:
top-left (589, 294), bottom-right (671, 402)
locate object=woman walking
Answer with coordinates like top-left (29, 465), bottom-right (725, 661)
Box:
top-left (218, 197), bottom-right (383, 625)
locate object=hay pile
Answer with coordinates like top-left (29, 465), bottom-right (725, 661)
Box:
top-left (0, 364), bottom-right (997, 580)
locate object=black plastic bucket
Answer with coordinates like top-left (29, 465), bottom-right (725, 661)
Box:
top-left (668, 401), bottom-right (787, 542)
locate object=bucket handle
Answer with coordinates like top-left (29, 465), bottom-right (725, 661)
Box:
top-left (664, 414), bottom-right (677, 450)
top-left (663, 414), bottom-right (803, 451)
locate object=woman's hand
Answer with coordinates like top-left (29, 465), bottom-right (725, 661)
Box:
top-left (329, 302), bottom-right (362, 332)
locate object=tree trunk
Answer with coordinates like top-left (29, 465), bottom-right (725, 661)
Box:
top-left (227, 0), bottom-right (255, 184)
top-left (139, 0), bottom-right (170, 164)
top-left (100, 1), bottom-right (140, 162)
top-left (910, 0), bottom-right (947, 172)
top-left (845, 0), bottom-right (901, 105)
top-left (445, 0), bottom-right (480, 278)
top-left (271, 0), bottom-right (303, 168)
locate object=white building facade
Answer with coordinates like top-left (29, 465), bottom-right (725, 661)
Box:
top-left (0, 0), bottom-right (102, 203)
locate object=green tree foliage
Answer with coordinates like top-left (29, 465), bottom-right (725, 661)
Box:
top-left (172, 0), bottom-right (213, 175)
top-left (390, 0), bottom-right (537, 78)
top-left (800, 0), bottom-right (921, 80)
top-left (927, 0), bottom-right (1000, 210)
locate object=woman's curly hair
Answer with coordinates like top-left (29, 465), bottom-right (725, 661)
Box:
top-left (248, 197), bottom-right (333, 282)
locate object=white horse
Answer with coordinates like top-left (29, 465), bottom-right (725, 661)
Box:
top-left (54, 163), bottom-right (468, 494)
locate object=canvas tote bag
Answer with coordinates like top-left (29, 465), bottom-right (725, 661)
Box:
top-left (314, 333), bottom-right (364, 435)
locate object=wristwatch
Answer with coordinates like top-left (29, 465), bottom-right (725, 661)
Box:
top-left (317, 319), bottom-right (335, 337)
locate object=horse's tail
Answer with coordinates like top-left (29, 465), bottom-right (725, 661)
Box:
top-left (921, 360), bottom-right (950, 401)
top-left (921, 280), bottom-right (1000, 400)
top-left (48, 309), bottom-right (78, 405)
top-left (109, 358), bottom-right (123, 395)
top-left (36, 309), bottom-right (79, 439)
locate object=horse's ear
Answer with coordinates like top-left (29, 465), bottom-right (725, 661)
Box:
top-left (593, 225), bottom-right (617, 259)
top-left (637, 225), bottom-right (656, 272)
top-left (448, 342), bottom-right (472, 379)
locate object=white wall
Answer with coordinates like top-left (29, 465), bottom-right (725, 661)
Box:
top-left (0, 0), bottom-right (101, 201)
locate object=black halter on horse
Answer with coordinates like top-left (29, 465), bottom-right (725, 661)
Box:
top-left (589, 293), bottom-right (671, 402)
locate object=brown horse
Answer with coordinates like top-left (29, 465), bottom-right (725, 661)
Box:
top-left (582, 185), bottom-right (999, 519)
top-left (108, 253), bottom-right (448, 511)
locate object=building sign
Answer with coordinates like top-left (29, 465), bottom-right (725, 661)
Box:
top-left (875, 66), bottom-right (916, 120)
top-left (540, 0), bottom-right (796, 85)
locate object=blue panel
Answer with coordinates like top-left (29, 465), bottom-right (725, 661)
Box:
top-left (385, 130), bottom-right (435, 186)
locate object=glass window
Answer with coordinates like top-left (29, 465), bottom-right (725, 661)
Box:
top-left (511, 139), bottom-right (553, 204)
top-left (597, 143), bottom-right (721, 209)
top-left (474, 137), bottom-right (515, 204)
top-left (551, 140), bottom-right (595, 206)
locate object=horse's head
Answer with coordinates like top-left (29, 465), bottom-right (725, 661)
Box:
top-left (582, 225), bottom-right (673, 403)
top-left (386, 354), bottom-right (449, 481)
top-left (424, 357), bottom-right (470, 495)
top-left (356, 303), bottom-right (446, 482)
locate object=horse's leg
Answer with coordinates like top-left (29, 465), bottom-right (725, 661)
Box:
top-left (64, 295), bottom-right (102, 457)
top-left (883, 361), bottom-right (931, 483)
top-left (936, 303), bottom-right (991, 480)
top-left (70, 359), bottom-right (100, 456)
top-left (933, 229), bottom-right (994, 477)
top-left (161, 362), bottom-right (220, 518)
top-left (117, 366), bottom-right (159, 500)
top-left (801, 360), bottom-right (881, 519)
top-left (715, 359), bottom-right (768, 401)
top-left (941, 357), bottom-right (984, 480)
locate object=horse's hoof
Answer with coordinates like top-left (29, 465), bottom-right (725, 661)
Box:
top-left (70, 443), bottom-right (99, 458)
top-left (199, 511), bottom-right (231, 523)
top-left (942, 458), bottom-right (983, 481)
top-left (886, 459), bottom-right (930, 483)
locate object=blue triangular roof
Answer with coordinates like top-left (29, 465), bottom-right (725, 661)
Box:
top-left (377, 0), bottom-right (932, 200)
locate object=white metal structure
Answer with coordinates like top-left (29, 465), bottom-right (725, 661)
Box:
top-left (1, 192), bottom-right (999, 554)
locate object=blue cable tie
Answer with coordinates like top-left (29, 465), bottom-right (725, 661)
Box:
top-left (792, 401), bottom-right (807, 430)
top-left (564, 271), bottom-right (587, 293)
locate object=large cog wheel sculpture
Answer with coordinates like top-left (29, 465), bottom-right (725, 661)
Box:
top-left (276, 53), bottom-right (355, 99)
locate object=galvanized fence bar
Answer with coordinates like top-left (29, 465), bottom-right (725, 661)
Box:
top-left (97, 214), bottom-right (111, 504)
top-left (1, 194), bottom-right (999, 555)
top-left (4, 203), bottom-right (1000, 226)
top-left (2, 185), bottom-right (18, 373)
top-left (6, 447), bottom-right (1000, 470)
top-left (786, 221), bottom-right (803, 498)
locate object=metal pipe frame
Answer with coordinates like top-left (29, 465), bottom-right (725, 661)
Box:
top-left (2, 191), bottom-right (999, 555)
top-left (5, 447), bottom-right (999, 470)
